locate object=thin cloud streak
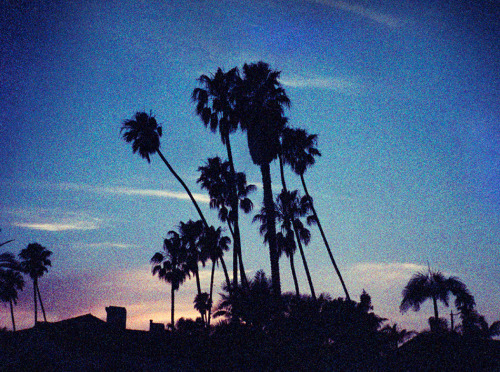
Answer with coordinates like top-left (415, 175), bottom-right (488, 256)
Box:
top-left (281, 75), bottom-right (363, 95)
top-left (310, 0), bottom-right (407, 28)
top-left (59, 182), bottom-right (211, 204)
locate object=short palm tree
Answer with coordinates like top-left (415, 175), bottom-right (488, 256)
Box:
top-left (281, 127), bottom-right (351, 300)
top-left (198, 225), bottom-right (231, 325)
top-left (0, 268), bottom-right (25, 331)
top-left (151, 231), bottom-right (189, 328)
top-left (400, 269), bottom-right (474, 329)
top-left (19, 243), bottom-right (52, 325)
top-left (193, 68), bottom-right (245, 289)
top-left (197, 156), bottom-right (255, 286)
top-left (237, 61), bottom-right (290, 297)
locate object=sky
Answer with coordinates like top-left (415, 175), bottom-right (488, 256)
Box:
top-left (1, 0), bottom-right (499, 332)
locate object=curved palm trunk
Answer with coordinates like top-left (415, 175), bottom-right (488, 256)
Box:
top-left (261, 163), bottom-right (281, 297)
top-left (292, 221), bottom-right (316, 301)
top-left (37, 284), bottom-right (47, 322)
top-left (219, 255), bottom-right (231, 293)
top-left (9, 299), bottom-right (16, 332)
top-left (157, 149), bottom-right (209, 227)
top-left (289, 253), bottom-right (300, 296)
top-left (300, 174), bottom-right (350, 301)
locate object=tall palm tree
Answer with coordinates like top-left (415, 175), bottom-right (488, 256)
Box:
top-left (193, 68), bottom-right (245, 289)
top-left (19, 243), bottom-right (52, 325)
top-left (281, 127), bottom-right (351, 300)
top-left (237, 61), bottom-right (290, 297)
top-left (151, 231), bottom-right (189, 328)
top-left (400, 269), bottom-right (474, 328)
top-left (0, 268), bottom-right (25, 331)
top-left (197, 156), bottom-right (255, 285)
top-left (121, 112), bottom-right (212, 229)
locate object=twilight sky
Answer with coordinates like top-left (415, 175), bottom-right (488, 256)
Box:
top-left (1, 0), bottom-right (499, 332)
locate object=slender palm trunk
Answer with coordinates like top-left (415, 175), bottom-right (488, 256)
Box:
top-left (157, 149), bottom-right (209, 227)
top-left (37, 284), bottom-right (47, 322)
top-left (292, 221), bottom-right (316, 300)
top-left (227, 221), bottom-right (248, 288)
top-left (194, 268), bottom-right (206, 324)
top-left (289, 253), bottom-right (300, 296)
top-left (432, 296), bottom-right (439, 320)
top-left (33, 278), bottom-right (38, 325)
top-left (300, 174), bottom-right (350, 300)
top-left (171, 286), bottom-right (175, 329)
top-left (9, 299), bottom-right (16, 332)
top-left (224, 136), bottom-right (244, 289)
top-left (208, 259), bottom-right (216, 326)
top-left (219, 255), bottom-right (231, 293)
top-left (261, 163), bottom-right (281, 297)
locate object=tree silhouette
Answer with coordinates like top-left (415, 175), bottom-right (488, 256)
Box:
top-left (197, 156), bottom-right (255, 286)
top-left (400, 269), bottom-right (474, 330)
top-left (237, 61), bottom-right (290, 297)
top-left (193, 68), bottom-right (245, 289)
top-left (19, 242), bottom-right (52, 325)
top-left (0, 268), bottom-right (24, 331)
top-left (151, 231), bottom-right (189, 329)
top-left (281, 126), bottom-right (351, 300)
top-left (198, 225), bottom-right (231, 325)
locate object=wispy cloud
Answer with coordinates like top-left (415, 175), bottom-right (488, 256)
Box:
top-left (310, 0), bottom-right (406, 28)
top-left (58, 183), bottom-right (211, 204)
top-left (7, 208), bottom-right (102, 232)
top-left (281, 75), bottom-right (363, 95)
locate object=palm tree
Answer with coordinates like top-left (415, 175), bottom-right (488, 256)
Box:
top-left (400, 269), bottom-right (474, 330)
top-left (19, 243), bottom-right (52, 325)
top-left (178, 219), bottom-right (209, 324)
top-left (0, 269), bottom-right (25, 331)
top-left (198, 225), bottom-right (231, 325)
top-left (237, 61), bottom-right (290, 297)
top-left (151, 231), bottom-right (189, 328)
top-left (197, 156), bottom-right (255, 286)
top-left (0, 252), bottom-right (20, 271)
top-left (121, 112), bottom-right (211, 227)
top-left (281, 126), bottom-right (351, 300)
top-left (193, 68), bottom-right (245, 289)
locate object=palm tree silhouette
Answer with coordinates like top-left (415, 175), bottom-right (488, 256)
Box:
top-left (400, 269), bottom-right (474, 329)
top-left (237, 61), bottom-right (290, 297)
top-left (0, 252), bottom-right (20, 271)
top-left (281, 127), bottom-right (351, 300)
top-left (121, 112), bottom-right (211, 226)
top-left (193, 68), bottom-right (245, 289)
top-left (151, 231), bottom-right (189, 328)
top-left (0, 268), bottom-right (25, 331)
top-left (19, 242), bottom-right (52, 325)
top-left (198, 225), bottom-right (231, 325)
top-left (197, 156), bottom-right (255, 286)
top-left (178, 220), bottom-right (209, 324)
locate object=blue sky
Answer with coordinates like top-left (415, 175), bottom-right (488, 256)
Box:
top-left (1, 0), bottom-right (499, 331)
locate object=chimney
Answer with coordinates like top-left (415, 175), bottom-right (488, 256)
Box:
top-left (105, 306), bottom-right (126, 330)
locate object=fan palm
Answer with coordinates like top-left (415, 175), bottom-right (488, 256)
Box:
top-left (0, 268), bottom-right (25, 331)
top-left (400, 269), bottom-right (474, 327)
top-left (197, 156), bottom-right (255, 285)
top-left (237, 61), bottom-right (290, 297)
top-left (198, 225), bottom-right (231, 325)
top-left (193, 68), bottom-right (244, 288)
top-left (121, 112), bottom-right (210, 227)
top-left (151, 231), bottom-right (189, 328)
top-left (281, 127), bottom-right (351, 300)
top-left (19, 242), bottom-right (52, 325)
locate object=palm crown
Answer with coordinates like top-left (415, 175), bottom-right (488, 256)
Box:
top-left (121, 111), bottom-right (162, 163)
top-left (19, 243), bottom-right (52, 280)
